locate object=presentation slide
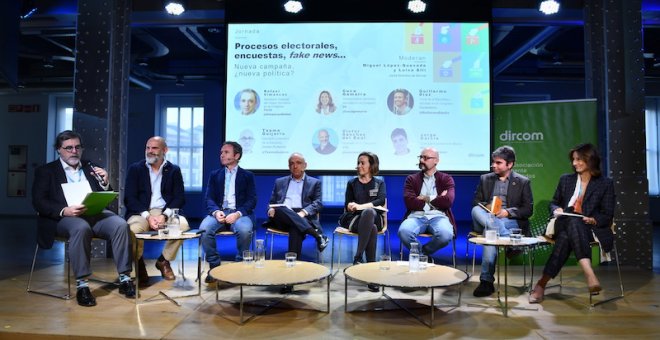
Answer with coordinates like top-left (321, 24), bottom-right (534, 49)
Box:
top-left (225, 22), bottom-right (491, 172)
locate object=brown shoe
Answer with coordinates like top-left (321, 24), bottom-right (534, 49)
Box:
top-left (155, 259), bottom-right (175, 280)
top-left (137, 257), bottom-right (149, 283)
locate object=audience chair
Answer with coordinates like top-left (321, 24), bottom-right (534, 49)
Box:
top-left (535, 222), bottom-right (624, 307)
top-left (330, 205), bottom-right (391, 276)
top-left (399, 233), bottom-right (456, 268)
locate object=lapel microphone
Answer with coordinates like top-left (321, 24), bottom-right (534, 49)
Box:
top-left (87, 161), bottom-right (107, 186)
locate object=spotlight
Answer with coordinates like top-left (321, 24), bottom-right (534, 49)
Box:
top-left (539, 0), bottom-right (560, 15)
top-left (175, 75), bottom-right (185, 86)
top-left (284, 1), bottom-right (303, 14)
top-left (42, 57), bottom-right (54, 69)
top-left (407, 0), bottom-right (427, 13)
top-left (164, 1), bottom-right (186, 16)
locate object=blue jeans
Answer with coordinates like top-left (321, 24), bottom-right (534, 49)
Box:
top-left (199, 213), bottom-right (253, 267)
top-left (471, 206), bottom-right (520, 283)
top-left (398, 214), bottom-right (454, 255)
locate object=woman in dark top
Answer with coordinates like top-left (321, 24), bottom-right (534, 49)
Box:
top-left (339, 151), bottom-right (387, 274)
top-left (529, 143), bottom-right (615, 303)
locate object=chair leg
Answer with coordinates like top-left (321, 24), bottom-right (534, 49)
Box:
top-left (452, 238), bottom-right (457, 268)
top-left (591, 242), bottom-right (625, 307)
top-left (330, 232), bottom-right (336, 275)
top-left (269, 231), bottom-right (274, 260)
top-left (26, 242), bottom-right (73, 300)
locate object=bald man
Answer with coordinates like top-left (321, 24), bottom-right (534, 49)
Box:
top-left (264, 153), bottom-right (328, 257)
top-left (398, 147), bottom-right (457, 258)
top-left (124, 136), bottom-right (190, 282)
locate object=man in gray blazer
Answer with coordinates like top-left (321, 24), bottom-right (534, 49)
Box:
top-left (264, 153), bottom-right (328, 257)
top-left (472, 145), bottom-right (533, 297)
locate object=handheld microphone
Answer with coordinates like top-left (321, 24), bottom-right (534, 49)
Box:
top-left (87, 161), bottom-right (107, 186)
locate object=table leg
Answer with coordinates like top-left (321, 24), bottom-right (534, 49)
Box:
top-left (430, 288), bottom-right (435, 327)
top-left (239, 285), bottom-right (244, 324)
top-left (504, 249), bottom-right (509, 317)
top-left (344, 274), bottom-right (348, 313)
top-left (197, 237), bottom-right (202, 296)
top-left (327, 276), bottom-right (330, 313)
top-left (135, 240), bottom-right (139, 305)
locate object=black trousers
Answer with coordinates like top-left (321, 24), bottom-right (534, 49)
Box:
top-left (269, 207), bottom-right (314, 257)
top-left (543, 216), bottom-right (593, 278)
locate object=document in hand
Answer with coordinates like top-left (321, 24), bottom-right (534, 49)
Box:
top-left (81, 191), bottom-right (119, 216)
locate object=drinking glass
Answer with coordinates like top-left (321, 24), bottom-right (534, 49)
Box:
top-left (285, 252), bottom-right (297, 268)
top-left (243, 250), bottom-right (254, 265)
top-left (379, 255), bottom-right (391, 270)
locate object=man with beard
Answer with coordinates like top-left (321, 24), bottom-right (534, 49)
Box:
top-left (32, 130), bottom-right (135, 307)
top-left (124, 136), bottom-right (189, 282)
top-left (471, 145), bottom-right (533, 297)
top-left (397, 147), bottom-right (456, 259)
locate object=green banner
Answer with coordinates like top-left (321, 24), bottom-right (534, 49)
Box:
top-left (494, 99), bottom-right (598, 263)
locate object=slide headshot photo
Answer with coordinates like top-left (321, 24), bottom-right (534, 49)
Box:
top-left (235, 88), bottom-right (259, 115)
top-left (238, 129), bottom-right (255, 153)
top-left (388, 88), bottom-right (414, 115)
top-left (315, 90), bottom-right (336, 115)
top-left (391, 128), bottom-right (410, 156)
top-left (313, 128), bottom-right (337, 155)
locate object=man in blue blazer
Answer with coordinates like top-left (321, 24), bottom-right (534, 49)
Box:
top-left (200, 141), bottom-right (256, 283)
top-left (264, 153), bottom-right (329, 257)
top-left (124, 136), bottom-right (189, 282)
top-left (32, 130), bottom-right (135, 307)
top-left (471, 146), bottom-right (533, 297)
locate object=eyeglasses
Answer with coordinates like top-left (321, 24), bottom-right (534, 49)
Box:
top-left (61, 145), bottom-right (83, 152)
top-left (418, 155), bottom-right (437, 161)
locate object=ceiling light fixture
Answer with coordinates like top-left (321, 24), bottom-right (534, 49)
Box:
top-left (539, 0), bottom-right (560, 15)
top-left (284, 1), bottom-right (303, 14)
top-left (407, 0), bottom-right (427, 13)
top-left (164, 1), bottom-right (186, 16)
top-left (175, 75), bottom-right (185, 86)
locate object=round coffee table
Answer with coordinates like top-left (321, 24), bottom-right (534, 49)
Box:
top-left (344, 262), bottom-right (468, 328)
top-left (211, 260), bottom-right (331, 324)
top-left (134, 231), bottom-right (202, 305)
top-left (469, 236), bottom-right (539, 317)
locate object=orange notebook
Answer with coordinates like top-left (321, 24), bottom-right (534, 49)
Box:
top-left (478, 196), bottom-right (502, 214)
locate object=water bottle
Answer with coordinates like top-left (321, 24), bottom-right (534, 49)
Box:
top-left (409, 242), bottom-right (420, 273)
top-left (255, 239), bottom-right (265, 268)
top-left (168, 208), bottom-right (181, 237)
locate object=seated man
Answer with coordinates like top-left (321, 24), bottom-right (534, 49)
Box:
top-left (200, 141), bottom-right (256, 283)
top-left (124, 136), bottom-right (190, 282)
top-left (32, 130), bottom-right (135, 307)
top-left (472, 146), bottom-right (533, 297)
top-left (398, 147), bottom-right (456, 259)
top-left (264, 152), bottom-right (328, 257)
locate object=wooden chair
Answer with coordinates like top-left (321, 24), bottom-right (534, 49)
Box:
top-left (330, 205), bottom-right (391, 276)
top-left (535, 222), bottom-right (624, 307)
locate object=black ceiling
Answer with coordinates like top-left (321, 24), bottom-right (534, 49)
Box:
top-left (2, 0), bottom-right (660, 92)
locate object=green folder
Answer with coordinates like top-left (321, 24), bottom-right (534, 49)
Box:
top-left (81, 191), bottom-right (119, 216)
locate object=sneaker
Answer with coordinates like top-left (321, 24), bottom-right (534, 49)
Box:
top-left (473, 280), bottom-right (495, 297)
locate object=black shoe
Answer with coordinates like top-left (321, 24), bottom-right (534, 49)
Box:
top-left (317, 235), bottom-right (329, 252)
top-left (353, 256), bottom-right (364, 265)
top-left (367, 284), bottom-right (380, 292)
top-left (473, 280), bottom-right (495, 297)
top-left (76, 287), bottom-right (96, 307)
top-left (136, 257), bottom-right (149, 283)
top-left (205, 274), bottom-right (217, 284)
top-left (119, 280), bottom-right (136, 298)
top-left (261, 220), bottom-right (274, 229)
top-left (279, 285), bottom-right (293, 294)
